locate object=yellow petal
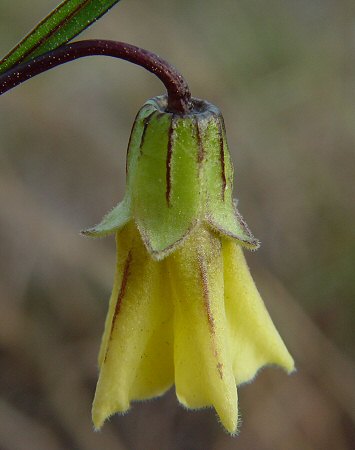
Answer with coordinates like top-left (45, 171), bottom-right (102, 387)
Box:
top-left (223, 239), bottom-right (295, 385)
top-left (92, 223), bottom-right (174, 429)
top-left (167, 227), bottom-right (238, 434)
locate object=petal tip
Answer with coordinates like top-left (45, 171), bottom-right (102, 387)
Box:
top-left (92, 400), bottom-right (130, 431)
top-left (274, 347), bottom-right (295, 375)
top-left (219, 413), bottom-right (240, 436)
top-left (92, 409), bottom-right (106, 431)
top-left (284, 357), bottom-right (296, 375)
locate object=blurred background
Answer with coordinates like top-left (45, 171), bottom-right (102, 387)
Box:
top-left (0, 0), bottom-right (354, 449)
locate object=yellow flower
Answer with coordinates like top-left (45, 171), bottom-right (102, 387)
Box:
top-left (84, 96), bottom-right (294, 434)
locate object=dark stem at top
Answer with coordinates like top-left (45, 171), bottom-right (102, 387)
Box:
top-left (0, 40), bottom-right (192, 115)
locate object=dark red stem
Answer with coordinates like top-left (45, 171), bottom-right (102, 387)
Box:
top-left (0, 39), bottom-right (192, 115)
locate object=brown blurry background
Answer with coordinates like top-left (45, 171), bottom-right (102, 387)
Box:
top-left (0, 0), bottom-right (354, 449)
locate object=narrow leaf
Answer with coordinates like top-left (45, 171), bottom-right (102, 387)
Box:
top-left (0, 0), bottom-right (122, 74)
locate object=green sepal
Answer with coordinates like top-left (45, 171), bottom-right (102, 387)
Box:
top-left (81, 196), bottom-right (131, 238)
top-left (198, 110), bottom-right (259, 249)
top-left (131, 102), bottom-right (201, 259)
top-left (81, 102), bottom-right (157, 239)
top-left (83, 96), bottom-right (259, 255)
top-left (125, 102), bottom-right (158, 191)
top-left (206, 200), bottom-right (259, 249)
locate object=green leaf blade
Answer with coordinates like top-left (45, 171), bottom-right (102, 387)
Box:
top-left (0, 0), bottom-right (122, 74)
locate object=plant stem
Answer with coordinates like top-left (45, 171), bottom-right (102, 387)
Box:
top-left (0, 39), bottom-right (192, 115)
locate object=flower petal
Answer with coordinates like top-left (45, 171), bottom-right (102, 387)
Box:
top-left (92, 223), bottom-right (174, 429)
top-left (167, 227), bottom-right (238, 434)
top-left (223, 240), bottom-right (295, 385)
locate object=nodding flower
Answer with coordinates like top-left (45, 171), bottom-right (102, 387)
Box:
top-left (83, 96), bottom-right (294, 434)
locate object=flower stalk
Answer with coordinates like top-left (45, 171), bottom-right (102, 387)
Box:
top-left (0, 39), bottom-right (192, 114)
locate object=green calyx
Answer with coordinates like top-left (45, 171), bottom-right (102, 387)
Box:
top-left (82, 96), bottom-right (259, 259)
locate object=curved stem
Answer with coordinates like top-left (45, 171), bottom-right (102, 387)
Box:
top-left (0, 40), bottom-right (192, 115)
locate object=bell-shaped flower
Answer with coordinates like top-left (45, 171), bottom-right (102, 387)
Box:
top-left (83, 96), bottom-right (294, 434)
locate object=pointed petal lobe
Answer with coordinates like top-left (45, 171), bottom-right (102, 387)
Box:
top-left (92, 223), bottom-right (174, 429)
top-left (223, 239), bottom-right (295, 385)
top-left (167, 227), bottom-right (238, 433)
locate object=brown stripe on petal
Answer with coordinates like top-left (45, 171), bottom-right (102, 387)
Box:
top-left (166, 115), bottom-right (176, 206)
top-left (217, 362), bottom-right (224, 379)
top-left (139, 111), bottom-right (157, 156)
top-left (197, 252), bottom-right (223, 379)
top-left (197, 253), bottom-right (215, 335)
top-left (217, 118), bottom-right (227, 201)
top-left (195, 117), bottom-right (205, 164)
top-left (104, 250), bottom-right (132, 362)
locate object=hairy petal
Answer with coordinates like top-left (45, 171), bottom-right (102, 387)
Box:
top-left (92, 223), bottom-right (174, 429)
top-left (223, 239), bottom-right (295, 385)
top-left (167, 227), bottom-right (238, 434)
